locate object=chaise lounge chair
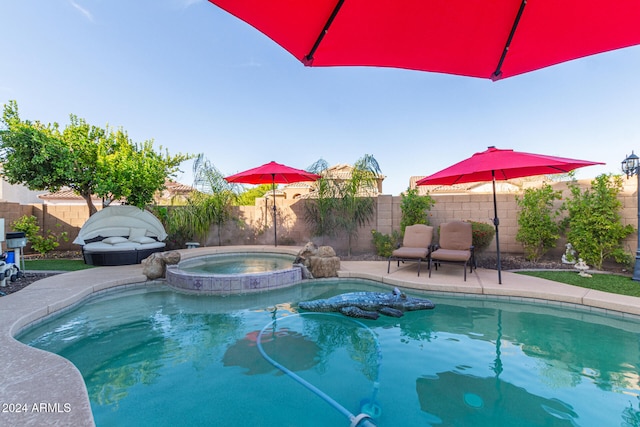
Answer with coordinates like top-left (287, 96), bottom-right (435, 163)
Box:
top-left (387, 224), bottom-right (434, 276)
top-left (429, 221), bottom-right (475, 281)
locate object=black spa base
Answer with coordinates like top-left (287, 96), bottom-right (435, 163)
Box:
top-left (83, 247), bottom-right (165, 266)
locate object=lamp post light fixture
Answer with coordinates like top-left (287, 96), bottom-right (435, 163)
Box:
top-left (622, 151), bottom-right (640, 281)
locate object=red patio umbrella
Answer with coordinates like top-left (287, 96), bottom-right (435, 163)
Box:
top-left (206, 0), bottom-right (640, 80)
top-left (225, 161), bottom-right (321, 246)
top-left (416, 147), bottom-right (604, 283)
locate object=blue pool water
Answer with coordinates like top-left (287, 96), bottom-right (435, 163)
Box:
top-left (178, 253), bottom-right (295, 274)
top-left (18, 279), bottom-right (640, 427)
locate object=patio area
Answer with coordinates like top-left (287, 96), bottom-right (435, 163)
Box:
top-left (2, 245), bottom-right (640, 426)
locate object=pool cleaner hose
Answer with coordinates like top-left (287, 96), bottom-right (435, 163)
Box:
top-left (257, 313), bottom-right (380, 427)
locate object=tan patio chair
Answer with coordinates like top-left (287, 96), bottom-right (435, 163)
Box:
top-left (429, 221), bottom-right (475, 281)
top-left (387, 224), bottom-right (433, 276)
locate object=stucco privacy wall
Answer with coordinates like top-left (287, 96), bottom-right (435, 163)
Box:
top-left (1, 178), bottom-right (638, 257)
top-left (0, 203), bottom-right (91, 252)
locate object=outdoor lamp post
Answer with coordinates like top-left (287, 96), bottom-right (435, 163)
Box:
top-left (622, 151), bottom-right (640, 281)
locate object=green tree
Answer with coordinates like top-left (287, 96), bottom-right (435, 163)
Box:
top-left (1, 101), bottom-right (84, 200)
top-left (60, 113), bottom-right (105, 212)
top-left (564, 174), bottom-right (635, 269)
top-left (400, 188), bottom-right (435, 233)
top-left (235, 184), bottom-right (273, 206)
top-left (0, 100), bottom-right (189, 215)
top-left (515, 183), bottom-right (563, 261)
top-left (95, 134), bottom-right (184, 210)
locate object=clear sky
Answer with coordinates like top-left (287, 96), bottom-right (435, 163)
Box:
top-left (2, 0), bottom-right (640, 195)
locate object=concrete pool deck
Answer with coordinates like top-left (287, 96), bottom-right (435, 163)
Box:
top-left (2, 245), bottom-right (640, 426)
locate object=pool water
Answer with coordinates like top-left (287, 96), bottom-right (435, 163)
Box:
top-left (18, 280), bottom-right (640, 427)
top-left (178, 253), bottom-right (295, 274)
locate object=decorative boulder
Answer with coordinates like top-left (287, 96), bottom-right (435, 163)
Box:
top-left (295, 242), bottom-right (318, 262)
top-left (295, 242), bottom-right (340, 278)
top-left (317, 246), bottom-right (337, 258)
top-left (142, 251), bottom-right (181, 280)
top-left (309, 254), bottom-right (340, 278)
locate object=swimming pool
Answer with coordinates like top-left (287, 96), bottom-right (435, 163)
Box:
top-left (18, 279), bottom-right (640, 426)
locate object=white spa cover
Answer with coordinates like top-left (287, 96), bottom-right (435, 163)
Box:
top-left (73, 206), bottom-right (168, 245)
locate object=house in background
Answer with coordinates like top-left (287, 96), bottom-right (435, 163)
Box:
top-left (154, 180), bottom-right (194, 205)
top-left (0, 179), bottom-right (46, 204)
top-left (279, 182), bottom-right (308, 200)
top-left (38, 180), bottom-right (194, 206)
top-left (4, 163), bottom-right (383, 207)
top-left (283, 163), bottom-right (386, 199)
top-left (320, 163), bottom-right (385, 195)
top-left (38, 187), bottom-right (104, 206)
top-left (410, 176), bottom-right (523, 196)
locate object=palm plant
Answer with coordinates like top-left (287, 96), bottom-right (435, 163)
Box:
top-left (304, 159), bottom-right (338, 243)
top-left (158, 155), bottom-right (237, 247)
top-left (304, 155), bottom-right (382, 255)
top-left (192, 154), bottom-right (237, 245)
top-left (335, 154), bottom-right (381, 256)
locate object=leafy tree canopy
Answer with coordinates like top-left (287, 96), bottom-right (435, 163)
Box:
top-left (0, 100), bottom-right (190, 215)
top-left (235, 184), bottom-right (273, 206)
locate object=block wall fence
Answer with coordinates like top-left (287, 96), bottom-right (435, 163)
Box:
top-left (1, 179), bottom-right (638, 259)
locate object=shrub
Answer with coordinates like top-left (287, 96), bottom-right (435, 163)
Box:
top-left (563, 174), bottom-right (635, 269)
top-left (400, 188), bottom-right (435, 233)
top-left (11, 215), bottom-right (68, 256)
top-left (371, 229), bottom-right (402, 258)
top-left (515, 183), bottom-right (563, 261)
top-left (469, 221), bottom-right (496, 252)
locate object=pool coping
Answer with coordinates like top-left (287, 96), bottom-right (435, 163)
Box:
top-left (2, 245), bottom-right (640, 426)
top-left (166, 251), bottom-right (301, 294)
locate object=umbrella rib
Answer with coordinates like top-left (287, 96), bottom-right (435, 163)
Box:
top-left (549, 165), bottom-right (580, 173)
top-left (303, 0), bottom-right (346, 65)
top-left (491, 0), bottom-right (527, 81)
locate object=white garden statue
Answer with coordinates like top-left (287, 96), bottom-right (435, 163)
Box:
top-left (574, 258), bottom-right (592, 278)
top-left (562, 243), bottom-right (577, 264)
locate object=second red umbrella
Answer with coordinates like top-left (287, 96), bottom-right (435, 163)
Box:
top-left (225, 161), bottom-right (321, 246)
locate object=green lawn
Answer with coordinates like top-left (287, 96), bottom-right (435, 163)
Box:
top-left (517, 270), bottom-right (640, 298)
top-left (24, 259), bottom-right (94, 271)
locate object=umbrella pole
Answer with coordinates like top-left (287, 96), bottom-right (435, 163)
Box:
top-left (492, 171), bottom-right (502, 284)
top-left (272, 175), bottom-right (277, 247)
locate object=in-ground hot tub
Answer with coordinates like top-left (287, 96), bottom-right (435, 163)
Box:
top-left (166, 252), bottom-right (302, 294)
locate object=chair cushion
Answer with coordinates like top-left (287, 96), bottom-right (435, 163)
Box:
top-left (430, 248), bottom-right (471, 262)
top-left (392, 247), bottom-right (429, 259)
top-left (102, 236), bottom-right (129, 245)
top-left (129, 227), bottom-right (148, 239)
top-left (403, 224), bottom-right (433, 248)
top-left (129, 236), bottom-right (156, 244)
top-left (438, 222), bottom-right (472, 250)
top-left (83, 242), bottom-right (141, 252)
